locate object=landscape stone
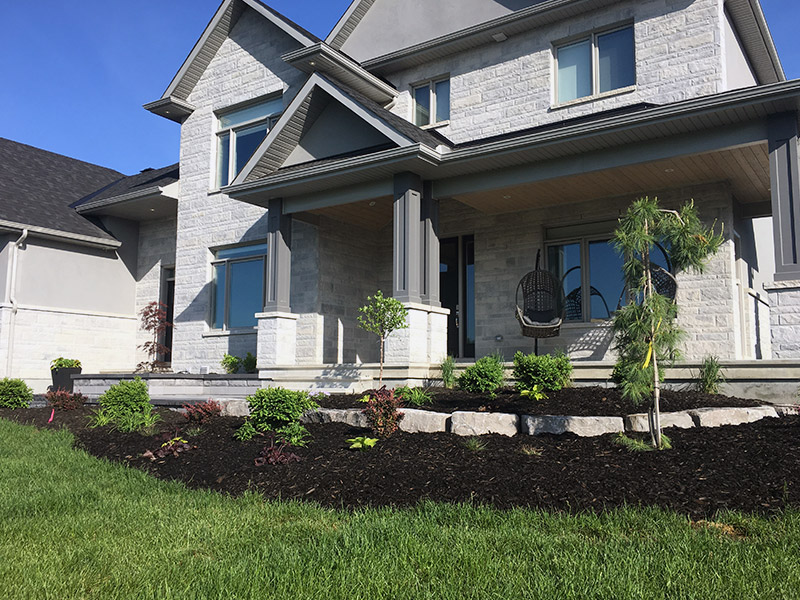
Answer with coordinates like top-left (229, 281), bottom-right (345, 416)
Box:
top-left (220, 400), bottom-right (249, 417)
top-left (521, 415), bottom-right (624, 437)
top-left (774, 404), bottom-right (799, 417)
top-left (450, 411), bottom-right (519, 437)
top-left (399, 408), bottom-right (449, 433)
top-left (688, 406), bottom-right (779, 427)
top-left (301, 408), bottom-right (369, 428)
top-left (624, 411), bottom-right (695, 432)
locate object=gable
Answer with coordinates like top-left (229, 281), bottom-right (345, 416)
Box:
top-left (332, 0), bottom-right (547, 62)
top-left (282, 99), bottom-right (393, 167)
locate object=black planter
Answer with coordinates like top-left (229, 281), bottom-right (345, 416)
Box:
top-left (51, 367), bottom-right (81, 393)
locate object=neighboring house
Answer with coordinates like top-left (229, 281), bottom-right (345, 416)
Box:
top-left (0, 137), bottom-right (178, 391)
top-left (9, 0), bottom-right (800, 391)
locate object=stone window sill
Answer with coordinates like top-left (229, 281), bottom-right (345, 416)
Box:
top-left (202, 328), bottom-right (257, 338)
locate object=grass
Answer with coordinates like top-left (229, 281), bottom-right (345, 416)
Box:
top-left (614, 432), bottom-right (673, 452)
top-left (2, 418), bottom-right (800, 599)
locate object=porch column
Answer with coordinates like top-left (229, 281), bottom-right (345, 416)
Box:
top-left (766, 113), bottom-right (800, 358)
top-left (385, 174), bottom-right (449, 368)
top-left (257, 198), bottom-right (297, 368)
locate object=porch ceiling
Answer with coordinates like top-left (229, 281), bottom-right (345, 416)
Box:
top-left (305, 195), bottom-right (394, 229)
top-left (450, 142), bottom-right (770, 215)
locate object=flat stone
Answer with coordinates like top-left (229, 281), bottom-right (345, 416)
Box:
top-left (301, 408), bottom-right (369, 429)
top-left (450, 411), bottom-right (519, 437)
top-left (774, 404), bottom-right (800, 417)
top-left (399, 408), bottom-right (449, 433)
top-left (220, 400), bottom-right (249, 417)
top-left (624, 411), bottom-right (695, 432)
top-left (688, 406), bottom-right (779, 427)
top-left (521, 415), bottom-right (624, 437)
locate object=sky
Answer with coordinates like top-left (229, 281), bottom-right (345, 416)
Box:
top-left (1, 0), bottom-right (798, 176)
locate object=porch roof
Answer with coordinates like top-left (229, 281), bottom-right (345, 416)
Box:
top-left (224, 79), bottom-right (800, 218)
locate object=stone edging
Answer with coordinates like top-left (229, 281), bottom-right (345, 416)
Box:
top-left (289, 404), bottom-right (797, 437)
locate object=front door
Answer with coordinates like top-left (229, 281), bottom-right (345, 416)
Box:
top-left (440, 235), bottom-right (475, 358)
top-left (160, 267), bottom-right (176, 364)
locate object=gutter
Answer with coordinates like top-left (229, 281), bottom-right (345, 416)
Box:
top-left (0, 220), bottom-right (121, 250)
top-left (5, 229), bottom-right (27, 377)
top-left (75, 186), bottom-right (167, 213)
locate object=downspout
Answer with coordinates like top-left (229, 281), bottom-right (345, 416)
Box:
top-left (6, 229), bottom-right (28, 376)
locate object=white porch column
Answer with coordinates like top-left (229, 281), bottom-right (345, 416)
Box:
top-left (387, 174), bottom-right (448, 364)
top-left (257, 198), bottom-right (296, 367)
top-left (767, 113), bottom-right (800, 357)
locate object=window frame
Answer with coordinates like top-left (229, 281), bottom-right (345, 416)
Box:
top-left (210, 242), bottom-right (269, 331)
top-left (215, 96), bottom-right (282, 188)
top-left (545, 229), bottom-right (625, 324)
top-left (412, 76), bottom-right (450, 128)
top-left (552, 23), bottom-right (636, 107)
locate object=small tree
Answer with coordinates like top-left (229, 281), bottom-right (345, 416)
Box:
top-left (612, 197), bottom-right (723, 448)
top-left (137, 301), bottom-right (172, 373)
top-left (358, 290), bottom-right (408, 386)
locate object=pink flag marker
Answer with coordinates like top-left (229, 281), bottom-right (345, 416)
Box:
top-left (48, 408), bottom-right (55, 423)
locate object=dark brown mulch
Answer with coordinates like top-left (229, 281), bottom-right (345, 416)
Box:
top-left (2, 401), bottom-right (799, 519)
top-left (320, 386), bottom-right (764, 416)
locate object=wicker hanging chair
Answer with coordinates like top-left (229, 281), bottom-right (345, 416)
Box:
top-left (515, 251), bottom-right (565, 342)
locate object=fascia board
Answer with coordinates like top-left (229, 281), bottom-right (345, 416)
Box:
top-left (75, 187), bottom-right (166, 213)
top-left (325, 0), bottom-right (371, 48)
top-left (232, 73), bottom-right (414, 186)
top-left (747, 0), bottom-right (785, 81)
top-left (0, 220), bottom-right (121, 250)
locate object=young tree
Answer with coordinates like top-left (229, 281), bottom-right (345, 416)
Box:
top-left (612, 197), bottom-right (723, 448)
top-left (137, 301), bottom-right (172, 373)
top-left (357, 290), bottom-right (409, 386)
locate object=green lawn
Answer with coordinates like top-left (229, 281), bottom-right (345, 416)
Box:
top-left (2, 418), bottom-right (800, 599)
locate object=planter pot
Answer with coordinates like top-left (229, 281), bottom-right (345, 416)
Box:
top-left (51, 367), bottom-right (81, 393)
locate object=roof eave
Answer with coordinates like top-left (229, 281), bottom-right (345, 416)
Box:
top-left (143, 97), bottom-right (196, 123)
top-left (0, 220), bottom-right (121, 250)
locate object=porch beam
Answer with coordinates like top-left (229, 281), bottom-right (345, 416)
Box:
top-left (393, 172), bottom-right (423, 303)
top-left (433, 120), bottom-right (769, 198)
top-left (769, 112), bottom-right (800, 281)
top-left (264, 198), bottom-right (292, 311)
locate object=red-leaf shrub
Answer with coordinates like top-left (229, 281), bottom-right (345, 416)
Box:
top-left (362, 386), bottom-right (404, 437)
top-left (45, 388), bottom-right (87, 411)
top-left (254, 435), bottom-right (301, 466)
top-left (182, 400), bottom-right (222, 424)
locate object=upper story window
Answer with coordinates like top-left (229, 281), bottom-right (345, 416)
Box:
top-left (413, 77), bottom-right (450, 127)
top-left (554, 25), bottom-right (635, 105)
top-left (211, 242), bottom-right (268, 330)
top-left (216, 96), bottom-right (283, 188)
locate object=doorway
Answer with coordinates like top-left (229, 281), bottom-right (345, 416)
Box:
top-left (440, 235), bottom-right (475, 358)
top-left (160, 267), bottom-right (176, 364)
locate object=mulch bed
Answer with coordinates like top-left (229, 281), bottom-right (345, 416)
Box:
top-left (320, 386), bottom-right (765, 416)
top-left (3, 395), bottom-right (799, 519)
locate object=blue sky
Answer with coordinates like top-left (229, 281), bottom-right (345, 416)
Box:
top-left (1, 0), bottom-right (797, 175)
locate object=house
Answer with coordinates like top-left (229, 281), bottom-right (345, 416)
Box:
top-left (9, 0), bottom-right (800, 395)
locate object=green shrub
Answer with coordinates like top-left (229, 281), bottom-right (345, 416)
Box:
top-left (457, 354), bottom-right (505, 394)
top-left (49, 357), bottom-right (82, 370)
top-left (395, 385), bottom-right (433, 407)
top-left (91, 377), bottom-right (158, 432)
top-left (512, 352), bottom-right (572, 392)
top-left (0, 378), bottom-right (33, 409)
top-left (236, 387), bottom-right (318, 441)
top-left (242, 352), bottom-right (257, 374)
top-left (696, 356), bottom-right (724, 395)
top-left (221, 354), bottom-right (242, 374)
top-left (440, 355), bottom-right (456, 389)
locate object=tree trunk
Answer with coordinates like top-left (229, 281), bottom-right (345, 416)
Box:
top-left (643, 220), bottom-right (662, 449)
top-left (379, 334), bottom-right (384, 387)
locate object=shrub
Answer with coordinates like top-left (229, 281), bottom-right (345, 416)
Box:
top-left (221, 354), bottom-right (242, 374)
top-left (136, 301), bottom-right (171, 373)
top-left (512, 352), bottom-right (572, 392)
top-left (236, 387), bottom-right (318, 441)
top-left (440, 355), bottom-right (456, 389)
top-left (362, 386), bottom-right (404, 437)
top-left (50, 357), bottom-right (81, 370)
top-left (395, 385), bottom-right (433, 407)
top-left (457, 354), bottom-right (505, 394)
top-left (275, 421), bottom-right (311, 447)
top-left (91, 377), bottom-right (158, 432)
top-left (182, 400), bottom-right (222, 424)
top-left (347, 436), bottom-right (378, 451)
top-left (0, 378), bottom-right (33, 409)
top-left (255, 436), bottom-right (301, 466)
top-left (45, 388), bottom-right (87, 411)
top-left (242, 352), bottom-right (257, 374)
top-left (696, 356), bottom-right (724, 395)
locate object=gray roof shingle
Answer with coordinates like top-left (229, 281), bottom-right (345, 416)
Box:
top-left (73, 163), bottom-right (179, 208)
top-left (0, 138), bottom-right (125, 241)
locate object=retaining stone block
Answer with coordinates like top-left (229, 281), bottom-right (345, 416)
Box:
top-left (450, 411), bottom-right (519, 437)
top-left (399, 409), bottom-right (449, 433)
top-left (521, 415), bottom-right (624, 437)
top-left (624, 411), bottom-right (695, 432)
top-left (688, 406), bottom-right (778, 427)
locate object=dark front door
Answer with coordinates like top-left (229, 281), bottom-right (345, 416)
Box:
top-left (440, 235), bottom-right (475, 358)
top-left (160, 268), bottom-right (175, 364)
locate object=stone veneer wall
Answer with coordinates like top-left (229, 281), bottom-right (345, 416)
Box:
top-left (438, 182), bottom-right (741, 362)
top-left (386, 0), bottom-right (724, 144)
top-left (171, 9), bottom-right (306, 373)
top-left (766, 280), bottom-right (800, 358)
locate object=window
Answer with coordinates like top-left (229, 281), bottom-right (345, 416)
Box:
top-left (216, 96), bottom-right (283, 187)
top-left (413, 77), bottom-right (450, 127)
top-left (555, 25), bottom-right (634, 104)
top-left (211, 243), bottom-right (268, 330)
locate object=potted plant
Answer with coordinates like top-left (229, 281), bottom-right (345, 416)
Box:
top-left (50, 357), bottom-right (82, 392)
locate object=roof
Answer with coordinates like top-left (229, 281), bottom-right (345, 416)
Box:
top-left (0, 138), bottom-right (124, 244)
top-left (73, 163), bottom-right (179, 209)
